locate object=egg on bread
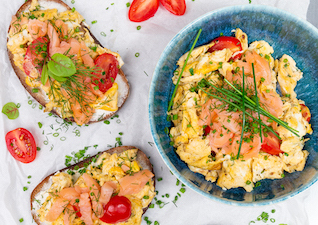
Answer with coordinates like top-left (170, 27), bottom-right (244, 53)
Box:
top-left (7, 0), bottom-right (129, 125)
top-left (31, 146), bottom-right (156, 225)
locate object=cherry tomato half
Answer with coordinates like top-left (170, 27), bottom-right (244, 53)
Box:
top-left (160, 0), bottom-right (186, 16)
top-left (203, 125), bottom-right (211, 136)
top-left (93, 53), bottom-right (119, 93)
top-left (300, 104), bottom-right (311, 122)
top-left (207, 36), bottom-right (242, 60)
top-left (128, 0), bottom-right (159, 22)
top-left (99, 196), bottom-right (132, 224)
top-left (261, 132), bottom-right (283, 156)
top-left (72, 205), bottom-right (82, 218)
top-left (23, 36), bottom-right (49, 77)
top-left (5, 128), bottom-right (37, 163)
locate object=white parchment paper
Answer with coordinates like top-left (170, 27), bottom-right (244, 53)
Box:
top-left (0, 0), bottom-right (314, 224)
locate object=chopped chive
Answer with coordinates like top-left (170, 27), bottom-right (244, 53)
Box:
top-left (168, 29), bottom-right (202, 111)
top-left (91, 20), bottom-right (97, 24)
top-left (137, 26), bottom-right (141, 30)
top-left (189, 67), bottom-right (194, 75)
top-left (135, 53), bottom-right (140, 57)
top-left (237, 67), bottom-right (246, 159)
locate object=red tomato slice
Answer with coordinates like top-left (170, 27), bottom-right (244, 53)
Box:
top-left (261, 132), bottom-right (283, 156)
top-left (100, 196), bottom-right (131, 224)
top-left (93, 53), bottom-right (119, 93)
top-left (300, 104), bottom-right (311, 122)
top-left (203, 125), bottom-right (211, 136)
top-left (160, 0), bottom-right (186, 15)
top-left (128, 0), bottom-right (159, 22)
top-left (207, 36), bottom-right (242, 60)
top-left (23, 36), bottom-right (49, 77)
top-left (5, 128), bottom-right (37, 163)
top-left (72, 205), bottom-right (82, 218)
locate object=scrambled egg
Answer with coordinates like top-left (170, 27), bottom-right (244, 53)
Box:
top-left (169, 28), bottom-right (312, 192)
top-left (7, 0), bottom-right (123, 123)
top-left (33, 149), bottom-right (155, 225)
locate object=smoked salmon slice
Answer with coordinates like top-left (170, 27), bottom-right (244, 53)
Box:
top-left (82, 173), bottom-right (103, 218)
top-left (45, 197), bottom-right (69, 222)
top-left (58, 187), bottom-right (80, 205)
top-left (63, 204), bottom-right (76, 225)
top-left (99, 181), bottom-right (116, 206)
top-left (118, 169), bottom-right (154, 196)
top-left (80, 41), bottom-right (94, 68)
top-left (28, 19), bottom-right (48, 40)
top-left (79, 193), bottom-right (93, 225)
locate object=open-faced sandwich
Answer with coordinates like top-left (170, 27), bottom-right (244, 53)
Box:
top-left (7, 0), bottom-right (129, 125)
top-left (31, 146), bottom-right (155, 225)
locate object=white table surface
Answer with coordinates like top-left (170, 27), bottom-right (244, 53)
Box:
top-left (0, 0), bottom-right (316, 224)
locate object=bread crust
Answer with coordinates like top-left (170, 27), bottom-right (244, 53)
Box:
top-left (30, 146), bottom-right (155, 225)
top-left (7, 0), bottom-right (130, 124)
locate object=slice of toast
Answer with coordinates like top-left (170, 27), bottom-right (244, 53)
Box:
top-left (30, 146), bottom-right (155, 225)
top-left (7, 0), bottom-right (130, 124)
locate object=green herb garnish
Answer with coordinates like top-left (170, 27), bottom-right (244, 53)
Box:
top-left (2, 102), bottom-right (19, 120)
top-left (168, 28), bottom-right (202, 111)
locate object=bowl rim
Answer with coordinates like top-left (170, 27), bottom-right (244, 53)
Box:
top-left (149, 4), bottom-right (318, 206)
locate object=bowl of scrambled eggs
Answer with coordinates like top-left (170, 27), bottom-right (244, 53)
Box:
top-left (149, 5), bottom-right (318, 205)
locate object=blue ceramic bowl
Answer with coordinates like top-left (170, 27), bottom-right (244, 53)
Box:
top-left (149, 5), bottom-right (318, 205)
